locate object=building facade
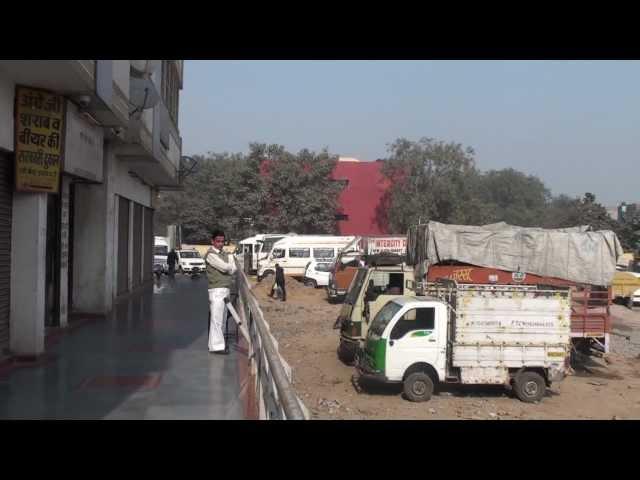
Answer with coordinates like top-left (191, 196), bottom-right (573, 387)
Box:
top-left (331, 157), bottom-right (392, 236)
top-left (0, 60), bottom-right (183, 358)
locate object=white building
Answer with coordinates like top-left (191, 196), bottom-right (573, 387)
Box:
top-left (0, 60), bottom-right (183, 358)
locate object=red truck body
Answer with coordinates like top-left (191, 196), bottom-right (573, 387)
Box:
top-left (427, 263), bottom-right (612, 351)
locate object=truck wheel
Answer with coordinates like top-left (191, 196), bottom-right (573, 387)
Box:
top-left (337, 341), bottom-right (356, 365)
top-left (403, 372), bottom-right (434, 402)
top-left (304, 279), bottom-right (317, 288)
top-left (513, 371), bottom-right (546, 403)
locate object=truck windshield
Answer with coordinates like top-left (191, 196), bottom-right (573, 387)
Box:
top-left (154, 246), bottom-right (168, 256)
top-left (370, 301), bottom-right (403, 337)
top-left (344, 268), bottom-right (368, 305)
top-left (179, 252), bottom-right (200, 258)
top-left (262, 237), bottom-right (285, 253)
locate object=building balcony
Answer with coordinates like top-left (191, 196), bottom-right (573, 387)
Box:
top-left (0, 60), bottom-right (129, 128)
top-left (115, 88), bottom-right (182, 189)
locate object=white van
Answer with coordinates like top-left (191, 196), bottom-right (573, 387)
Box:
top-left (154, 236), bottom-right (169, 273)
top-left (239, 233), bottom-right (295, 273)
top-left (258, 235), bottom-right (356, 280)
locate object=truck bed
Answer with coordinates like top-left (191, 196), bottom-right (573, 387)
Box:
top-left (444, 285), bottom-right (571, 369)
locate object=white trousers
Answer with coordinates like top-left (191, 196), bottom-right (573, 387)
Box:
top-left (208, 288), bottom-right (230, 352)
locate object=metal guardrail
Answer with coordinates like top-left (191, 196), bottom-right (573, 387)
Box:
top-left (233, 258), bottom-right (309, 420)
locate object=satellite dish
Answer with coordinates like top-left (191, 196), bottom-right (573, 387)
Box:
top-left (130, 60), bottom-right (157, 76)
top-left (129, 77), bottom-right (160, 111)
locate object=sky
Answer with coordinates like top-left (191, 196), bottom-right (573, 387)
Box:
top-left (179, 60), bottom-right (639, 206)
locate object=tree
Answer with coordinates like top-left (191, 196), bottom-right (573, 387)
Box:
top-left (255, 143), bottom-right (342, 234)
top-left (380, 137), bottom-right (485, 232)
top-left (476, 168), bottom-right (551, 226)
top-left (155, 143), bottom-right (344, 243)
top-left (156, 152), bottom-right (264, 243)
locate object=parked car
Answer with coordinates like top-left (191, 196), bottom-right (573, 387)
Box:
top-left (176, 249), bottom-right (206, 274)
top-left (303, 258), bottom-right (334, 288)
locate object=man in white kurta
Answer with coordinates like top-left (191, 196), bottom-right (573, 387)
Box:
top-left (204, 230), bottom-right (237, 354)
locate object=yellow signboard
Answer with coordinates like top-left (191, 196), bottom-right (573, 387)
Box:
top-left (14, 86), bottom-right (66, 193)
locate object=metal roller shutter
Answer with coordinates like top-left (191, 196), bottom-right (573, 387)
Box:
top-left (0, 152), bottom-right (13, 355)
top-left (132, 203), bottom-right (142, 288)
top-left (143, 207), bottom-right (153, 282)
top-left (117, 196), bottom-right (130, 296)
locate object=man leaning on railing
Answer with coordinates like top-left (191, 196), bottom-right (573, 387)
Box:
top-left (205, 229), bottom-right (237, 354)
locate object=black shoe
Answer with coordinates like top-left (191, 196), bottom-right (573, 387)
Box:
top-left (212, 350), bottom-right (229, 355)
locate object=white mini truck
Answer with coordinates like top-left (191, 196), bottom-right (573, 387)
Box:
top-left (356, 283), bottom-right (571, 403)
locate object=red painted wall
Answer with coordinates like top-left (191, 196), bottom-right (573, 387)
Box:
top-left (331, 161), bottom-right (391, 235)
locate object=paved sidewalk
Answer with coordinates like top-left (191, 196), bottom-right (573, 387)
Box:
top-left (0, 275), bottom-right (245, 419)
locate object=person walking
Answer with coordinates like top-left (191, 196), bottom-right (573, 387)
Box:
top-left (275, 263), bottom-right (286, 302)
top-left (204, 230), bottom-right (237, 354)
top-left (167, 248), bottom-right (178, 275)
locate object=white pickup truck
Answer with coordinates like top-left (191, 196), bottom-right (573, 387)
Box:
top-left (356, 282), bottom-right (571, 403)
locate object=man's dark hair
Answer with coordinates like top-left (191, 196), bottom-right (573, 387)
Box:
top-left (211, 230), bottom-right (225, 240)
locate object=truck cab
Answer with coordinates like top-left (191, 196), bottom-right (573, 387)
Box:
top-left (335, 257), bottom-right (416, 364)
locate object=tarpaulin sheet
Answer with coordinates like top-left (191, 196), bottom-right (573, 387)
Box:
top-left (407, 221), bottom-right (623, 286)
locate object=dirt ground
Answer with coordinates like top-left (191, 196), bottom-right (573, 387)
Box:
top-left (253, 276), bottom-right (640, 420)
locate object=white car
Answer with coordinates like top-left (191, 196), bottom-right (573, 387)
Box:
top-left (177, 249), bottom-right (206, 274)
top-left (303, 258), bottom-right (334, 288)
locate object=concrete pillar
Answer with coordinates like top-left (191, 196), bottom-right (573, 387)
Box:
top-left (128, 199), bottom-right (134, 291)
top-left (10, 193), bottom-right (47, 356)
top-left (58, 176), bottom-right (71, 327)
top-left (72, 181), bottom-right (107, 314)
top-left (71, 142), bottom-right (116, 315)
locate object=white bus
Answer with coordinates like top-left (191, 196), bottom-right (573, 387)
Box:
top-left (257, 235), bottom-right (356, 280)
top-left (239, 233), bottom-right (296, 274)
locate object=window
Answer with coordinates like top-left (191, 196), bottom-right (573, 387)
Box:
top-left (154, 245), bottom-right (168, 256)
top-left (390, 308), bottom-right (435, 340)
top-left (315, 262), bottom-right (333, 272)
top-left (335, 214), bottom-right (349, 221)
top-left (272, 248), bottom-right (285, 259)
top-left (313, 248), bottom-right (335, 258)
top-left (179, 251), bottom-right (200, 258)
top-left (161, 60), bottom-right (180, 126)
top-left (365, 272), bottom-right (405, 302)
top-left (345, 269), bottom-right (368, 305)
top-left (370, 301), bottom-right (403, 337)
top-left (289, 248), bottom-right (310, 258)
top-left (254, 244), bottom-right (260, 253)
top-left (262, 237), bottom-right (285, 253)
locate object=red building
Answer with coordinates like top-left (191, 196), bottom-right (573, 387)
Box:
top-left (331, 158), bottom-right (392, 235)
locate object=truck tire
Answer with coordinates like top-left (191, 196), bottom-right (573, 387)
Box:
top-left (403, 372), bottom-right (434, 402)
top-left (513, 371), bottom-right (546, 403)
top-left (337, 340), bottom-right (357, 365)
top-left (304, 279), bottom-right (317, 288)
